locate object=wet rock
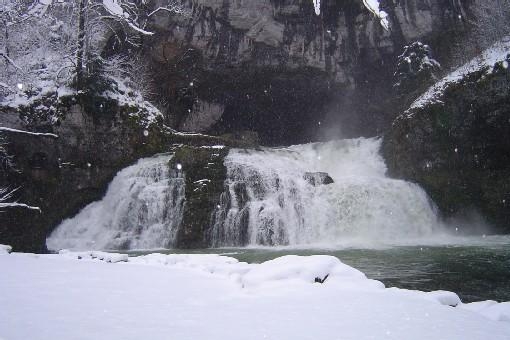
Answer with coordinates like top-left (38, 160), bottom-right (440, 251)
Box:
top-left (169, 145), bottom-right (230, 248)
top-left (304, 172), bottom-right (334, 186)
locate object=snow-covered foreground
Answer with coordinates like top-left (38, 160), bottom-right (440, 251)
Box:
top-left (1, 251), bottom-right (509, 340)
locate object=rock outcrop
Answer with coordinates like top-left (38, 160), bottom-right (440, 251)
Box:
top-left (169, 145), bottom-right (230, 248)
top-left (384, 54), bottom-right (510, 232)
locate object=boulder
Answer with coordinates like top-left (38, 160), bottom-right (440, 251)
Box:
top-left (304, 172), bottom-right (334, 186)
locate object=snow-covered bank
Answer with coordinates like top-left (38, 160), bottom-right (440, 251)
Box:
top-left (410, 37), bottom-right (510, 111)
top-left (1, 251), bottom-right (509, 340)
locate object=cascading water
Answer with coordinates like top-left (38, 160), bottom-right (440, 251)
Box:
top-left (47, 138), bottom-right (444, 251)
top-left (46, 154), bottom-right (185, 251)
top-left (210, 138), bottom-right (442, 247)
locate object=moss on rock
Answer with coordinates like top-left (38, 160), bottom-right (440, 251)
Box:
top-left (169, 145), bottom-right (229, 248)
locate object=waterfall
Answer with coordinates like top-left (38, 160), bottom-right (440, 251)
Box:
top-left (46, 154), bottom-right (185, 251)
top-left (210, 138), bottom-right (442, 247)
top-left (47, 138), bottom-right (443, 251)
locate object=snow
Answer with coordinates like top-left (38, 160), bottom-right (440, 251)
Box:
top-left (362, 0), bottom-right (390, 30)
top-left (313, 0), bottom-right (389, 30)
top-left (102, 0), bottom-right (124, 17)
top-left (0, 127), bottom-right (58, 138)
top-left (0, 202), bottom-right (41, 212)
top-left (200, 145), bottom-right (226, 149)
top-left (424, 290), bottom-right (462, 307)
top-left (410, 37), bottom-right (510, 111)
top-left (193, 179), bottom-right (211, 184)
top-left (58, 250), bottom-right (129, 263)
top-left (104, 77), bottom-right (163, 127)
top-left (239, 255), bottom-right (378, 290)
top-left (1, 252), bottom-right (510, 340)
top-left (0, 244), bottom-right (12, 254)
top-left (313, 0), bottom-right (321, 15)
top-left (460, 301), bottom-right (510, 322)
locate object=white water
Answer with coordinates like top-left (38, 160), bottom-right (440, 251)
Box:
top-left (210, 138), bottom-right (443, 247)
top-left (47, 138), bottom-right (447, 251)
top-left (47, 154), bottom-right (185, 251)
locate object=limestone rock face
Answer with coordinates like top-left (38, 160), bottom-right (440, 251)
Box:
top-left (180, 100), bottom-right (225, 132)
top-left (148, 0), bottom-right (470, 143)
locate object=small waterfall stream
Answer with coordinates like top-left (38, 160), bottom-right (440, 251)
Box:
top-left (47, 154), bottom-right (185, 251)
top-left (210, 138), bottom-right (442, 247)
top-left (47, 138), bottom-right (443, 251)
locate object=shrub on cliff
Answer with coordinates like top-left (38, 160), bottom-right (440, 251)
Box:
top-left (393, 42), bottom-right (441, 98)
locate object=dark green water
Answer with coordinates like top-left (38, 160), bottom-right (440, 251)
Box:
top-left (130, 236), bottom-right (510, 303)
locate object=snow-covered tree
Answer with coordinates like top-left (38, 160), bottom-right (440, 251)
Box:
top-left (0, 134), bottom-right (35, 212)
top-left (0, 0), bottom-right (186, 100)
top-left (393, 42), bottom-right (441, 96)
top-left (61, 0), bottom-right (187, 89)
top-left (0, 133), bottom-right (15, 172)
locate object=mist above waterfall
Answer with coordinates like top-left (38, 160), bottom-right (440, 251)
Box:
top-left (211, 138), bottom-right (444, 247)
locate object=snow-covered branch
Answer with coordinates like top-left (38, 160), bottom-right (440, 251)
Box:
top-left (147, 5), bottom-right (190, 18)
top-left (0, 127), bottom-right (59, 138)
top-left (0, 52), bottom-right (22, 71)
top-left (0, 187), bottom-right (41, 212)
top-left (0, 82), bottom-right (15, 93)
top-left (127, 21), bottom-right (154, 35)
top-left (0, 202), bottom-right (42, 212)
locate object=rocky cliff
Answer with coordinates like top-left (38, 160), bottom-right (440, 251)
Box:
top-left (384, 47), bottom-right (510, 232)
top-left (144, 0), bottom-right (470, 144)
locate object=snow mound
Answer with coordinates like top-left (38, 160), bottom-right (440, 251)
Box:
top-left (0, 244), bottom-right (12, 255)
top-left (58, 250), bottom-right (128, 263)
top-left (410, 37), bottom-right (510, 111)
top-left (131, 253), bottom-right (252, 277)
top-left (132, 254), bottom-right (385, 291)
top-left (460, 301), bottom-right (510, 322)
top-left (425, 290), bottom-right (462, 307)
top-left (240, 255), bottom-right (368, 288)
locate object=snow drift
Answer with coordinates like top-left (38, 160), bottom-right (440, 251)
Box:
top-left (1, 251), bottom-right (509, 340)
